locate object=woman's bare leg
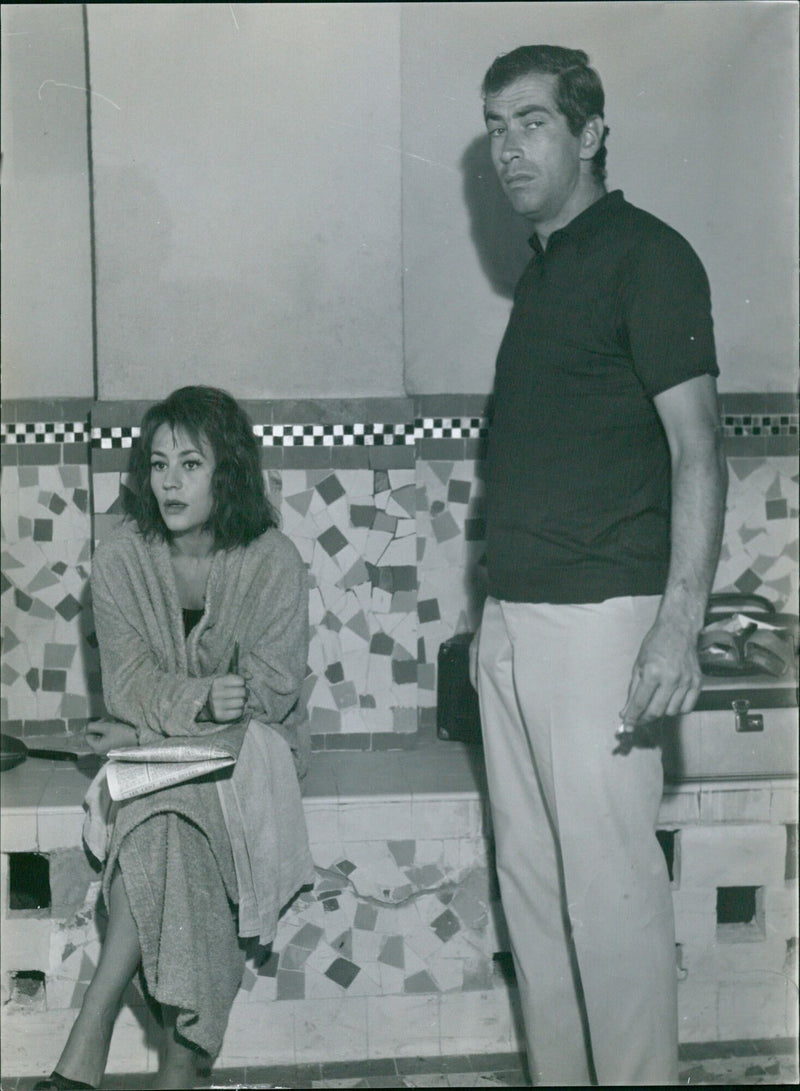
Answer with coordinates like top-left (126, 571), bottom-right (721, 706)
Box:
top-left (151, 1007), bottom-right (200, 1090)
top-left (53, 867), bottom-right (141, 1087)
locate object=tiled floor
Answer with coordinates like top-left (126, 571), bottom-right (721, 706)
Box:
top-left (6, 1041), bottom-right (798, 1089)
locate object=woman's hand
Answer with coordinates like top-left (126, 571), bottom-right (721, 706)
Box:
top-left (204, 674), bottom-right (247, 723)
top-left (85, 721), bottom-right (139, 754)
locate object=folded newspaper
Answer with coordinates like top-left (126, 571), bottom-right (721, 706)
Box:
top-left (105, 723), bottom-right (248, 802)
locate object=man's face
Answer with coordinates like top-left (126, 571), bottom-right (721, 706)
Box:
top-left (484, 73), bottom-right (585, 224)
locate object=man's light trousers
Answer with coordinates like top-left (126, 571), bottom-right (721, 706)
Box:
top-left (477, 596), bottom-right (679, 1086)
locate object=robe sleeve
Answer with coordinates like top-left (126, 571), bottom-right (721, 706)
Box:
top-left (91, 538), bottom-right (218, 738)
top-left (241, 537), bottom-right (309, 727)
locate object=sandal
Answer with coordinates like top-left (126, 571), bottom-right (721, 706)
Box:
top-left (743, 629), bottom-right (793, 677)
top-left (698, 627), bottom-right (744, 675)
top-left (705, 592), bottom-right (776, 620)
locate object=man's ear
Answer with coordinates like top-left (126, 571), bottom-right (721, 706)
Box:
top-left (579, 116), bottom-right (605, 162)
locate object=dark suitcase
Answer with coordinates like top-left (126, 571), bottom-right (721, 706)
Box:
top-left (437, 633), bottom-right (482, 744)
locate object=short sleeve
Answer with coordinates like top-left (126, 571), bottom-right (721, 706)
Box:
top-left (624, 226), bottom-right (719, 398)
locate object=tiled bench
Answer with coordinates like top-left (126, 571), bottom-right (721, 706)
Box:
top-left (1, 740), bottom-right (797, 1079)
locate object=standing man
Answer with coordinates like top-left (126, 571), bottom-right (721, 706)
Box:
top-left (471, 46), bottom-right (727, 1085)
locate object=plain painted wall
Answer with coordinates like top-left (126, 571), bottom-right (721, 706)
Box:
top-left (3, 3), bottom-right (797, 401)
top-left (402, 1), bottom-right (799, 394)
top-left (87, 2), bottom-right (404, 399)
top-left (1, 4), bottom-right (94, 400)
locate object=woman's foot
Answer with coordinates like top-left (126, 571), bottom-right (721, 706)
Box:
top-left (33, 1074), bottom-right (94, 1091)
top-left (151, 1055), bottom-right (199, 1090)
top-left (152, 1013), bottom-right (200, 1090)
top-left (49, 1002), bottom-right (116, 1090)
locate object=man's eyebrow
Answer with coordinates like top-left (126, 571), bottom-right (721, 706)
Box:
top-left (484, 103), bottom-right (555, 123)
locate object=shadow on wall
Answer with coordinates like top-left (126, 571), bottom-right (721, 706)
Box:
top-left (460, 134), bottom-right (532, 299)
top-left (96, 165), bottom-right (275, 391)
top-left (457, 135), bottom-right (521, 633)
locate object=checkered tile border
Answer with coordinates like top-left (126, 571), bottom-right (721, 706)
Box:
top-left (252, 422), bottom-right (422, 447)
top-left (723, 414), bottom-right (798, 437)
top-left (0, 421), bottom-right (89, 444)
top-left (90, 425), bottom-right (141, 450)
top-left (415, 417), bottom-right (486, 439)
top-left (0, 419), bottom-right (488, 448)
top-left (1, 414), bottom-right (796, 446)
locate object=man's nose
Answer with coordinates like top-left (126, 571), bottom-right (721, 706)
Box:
top-left (499, 131), bottom-right (522, 163)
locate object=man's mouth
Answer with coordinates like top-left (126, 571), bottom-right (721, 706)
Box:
top-left (504, 173), bottom-right (536, 187)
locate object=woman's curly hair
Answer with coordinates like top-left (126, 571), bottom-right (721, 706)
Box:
top-left (125, 386), bottom-right (278, 548)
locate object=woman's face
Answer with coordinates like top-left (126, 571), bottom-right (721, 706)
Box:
top-left (149, 424), bottom-right (216, 541)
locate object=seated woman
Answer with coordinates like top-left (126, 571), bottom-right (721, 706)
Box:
top-left (36, 386), bottom-right (314, 1090)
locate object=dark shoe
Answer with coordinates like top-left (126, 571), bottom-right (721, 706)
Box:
top-left (33, 1073), bottom-right (94, 1090)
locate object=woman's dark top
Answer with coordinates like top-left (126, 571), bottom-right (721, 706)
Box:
top-left (183, 608), bottom-right (204, 638)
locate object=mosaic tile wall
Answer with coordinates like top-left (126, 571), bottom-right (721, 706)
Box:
top-left (284, 467), bottom-right (418, 738)
top-left (234, 829), bottom-right (501, 1004)
top-left (13, 804), bottom-right (511, 1036)
top-left (416, 459), bottom-right (487, 724)
top-left (1, 395), bottom-right (797, 740)
top-left (715, 457), bottom-right (798, 606)
top-left (4, 773), bottom-right (795, 1070)
top-left (1, 402), bottom-right (100, 735)
top-left (0, 461), bottom-right (101, 727)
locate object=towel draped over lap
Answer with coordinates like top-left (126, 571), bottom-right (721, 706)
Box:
top-left (84, 522), bottom-right (315, 1057)
top-left (105, 778), bottom-right (244, 1058)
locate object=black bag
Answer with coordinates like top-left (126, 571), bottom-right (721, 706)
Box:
top-left (437, 633), bottom-right (482, 744)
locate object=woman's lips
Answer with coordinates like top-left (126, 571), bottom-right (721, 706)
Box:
top-left (163, 501), bottom-right (187, 511)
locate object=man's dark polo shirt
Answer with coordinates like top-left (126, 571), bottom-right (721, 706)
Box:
top-left (485, 190), bottom-right (719, 604)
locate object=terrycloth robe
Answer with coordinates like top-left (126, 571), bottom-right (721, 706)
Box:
top-left (91, 521), bottom-right (311, 769)
top-left (88, 522), bottom-right (315, 1056)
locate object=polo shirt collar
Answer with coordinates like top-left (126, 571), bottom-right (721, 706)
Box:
top-left (528, 189), bottom-right (625, 253)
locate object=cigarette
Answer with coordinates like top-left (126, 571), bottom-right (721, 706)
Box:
top-left (616, 721), bottom-right (634, 736)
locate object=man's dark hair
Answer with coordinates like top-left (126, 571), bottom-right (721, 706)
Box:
top-left (126, 385), bottom-right (279, 548)
top-left (482, 45), bottom-right (610, 182)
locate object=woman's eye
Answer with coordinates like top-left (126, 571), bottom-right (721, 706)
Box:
top-left (150, 461), bottom-right (166, 472)
top-left (183, 460), bottom-right (201, 471)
